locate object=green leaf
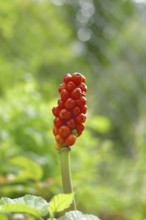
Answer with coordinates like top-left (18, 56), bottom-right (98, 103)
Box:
top-left (9, 156), bottom-right (43, 181)
top-left (0, 194), bottom-right (49, 217)
top-left (48, 193), bottom-right (74, 214)
top-left (0, 203), bottom-right (41, 217)
top-left (60, 211), bottom-right (100, 220)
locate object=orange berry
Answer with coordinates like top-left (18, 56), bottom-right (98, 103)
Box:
top-left (76, 96), bottom-right (87, 107)
top-left (58, 99), bottom-right (64, 108)
top-left (66, 119), bottom-right (76, 129)
top-left (53, 126), bottom-right (59, 136)
top-left (72, 106), bottom-right (81, 116)
top-left (75, 113), bottom-right (86, 124)
top-left (72, 72), bottom-right (83, 85)
top-left (78, 83), bottom-right (87, 92)
top-left (59, 125), bottom-right (70, 138)
top-left (76, 123), bottom-right (85, 136)
top-left (60, 89), bottom-right (69, 101)
top-left (58, 83), bottom-right (66, 93)
top-left (64, 98), bottom-right (75, 110)
top-left (63, 73), bottom-right (72, 83)
top-left (82, 91), bottom-right (86, 97)
top-left (81, 105), bottom-right (87, 114)
top-left (54, 117), bottom-right (63, 128)
top-left (66, 81), bottom-right (76, 91)
top-left (65, 134), bottom-right (76, 146)
top-left (55, 134), bottom-right (65, 144)
top-left (52, 106), bottom-right (60, 117)
top-left (59, 109), bottom-right (71, 120)
top-left (71, 88), bottom-right (82, 100)
top-left (81, 75), bottom-right (86, 83)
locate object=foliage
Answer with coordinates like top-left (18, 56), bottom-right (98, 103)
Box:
top-left (0, 194), bottom-right (98, 220)
top-left (9, 156), bottom-right (43, 182)
top-left (0, 194), bottom-right (48, 218)
top-left (0, 0), bottom-right (77, 96)
top-left (62, 0), bottom-right (135, 66)
top-left (60, 211), bottom-right (100, 220)
top-left (48, 193), bottom-right (74, 218)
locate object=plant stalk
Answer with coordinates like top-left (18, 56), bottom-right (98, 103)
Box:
top-left (59, 148), bottom-right (76, 210)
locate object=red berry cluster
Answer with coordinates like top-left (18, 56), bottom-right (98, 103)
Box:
top-left (52, 72), bottom-right (87, 150)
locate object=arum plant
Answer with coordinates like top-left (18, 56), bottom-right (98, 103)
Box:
top-left (52, 72), bottom-right (87, 211)
top-left (0, 73), bottom-right (100, 220)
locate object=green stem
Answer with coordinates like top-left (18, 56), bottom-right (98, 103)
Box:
top-left (59, 148), bottom-right (76, 210)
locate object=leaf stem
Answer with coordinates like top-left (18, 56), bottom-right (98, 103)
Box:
top-left (59, 148), bottom-right (76, 210)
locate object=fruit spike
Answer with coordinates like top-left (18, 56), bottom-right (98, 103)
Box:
top-left (52, 72), bottom-right (87, 150)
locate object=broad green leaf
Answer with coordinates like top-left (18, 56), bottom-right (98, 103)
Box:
top-left (60, 211), bottom-right (100, 220)
top-left (0, 203), bottom-right (41, 217)
top-left (0, 194), bottom-right (49, 217)
top-left (48, 193), bottom-right (74, 214)
top-left (9, 156), bottom-right (43, 181)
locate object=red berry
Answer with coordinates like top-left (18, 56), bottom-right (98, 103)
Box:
top-left (72, 106), bottom-right (81, 116)
top-left (81, 75), bottom-right (86, 83)
top-left (71, 88), bottom-right (82, 100)
top-left (64, 73), bottom-right (72, 83)
top-left (75, 113), bottom-right (86, 124)
top-left (76, 123), bottom-right (85, 136)
top-left (60, 89), bottom-right (69, 101)
top-left (82, 91), bottom-right (86, 97)
top-left (65, 134), bottom-right (76, 146)
top-left (55, 134), bottom-right (65, 144)
top-left (58, 83), bottom-right (66, 93)
top-left (58, 99), bottom-right (64, 108)
top-left (52, 106), bottom-right (60, 117)
top-left (53, 126), bottom-right (59, 136)
top-left (59, 125), bottom-right (70, 138)
top-left (76, 96), bottom-right (87, 107)
top-left (72, 72), bottom-right (83, 85)
top-left (59, 109), bottom-right (71, 120)
top-left (78, 83), bottom-right (87, 92)
top-left (66, 119), bottom-right (76, 129)
top-left (81, 105), bottom-right (87, 114)
top-left (66, 81), bottom-right (76, 91)
top-left (54, 117), bottom-right (63, 128)
top-left (64, 98), bottom-right (75, 110)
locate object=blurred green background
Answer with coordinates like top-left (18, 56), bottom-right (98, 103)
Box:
top-left (0, 0), bottom-right (146, 219)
